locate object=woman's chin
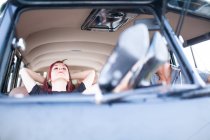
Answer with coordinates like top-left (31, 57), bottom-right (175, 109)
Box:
top-left (52, 78), bottom-right (69, 83)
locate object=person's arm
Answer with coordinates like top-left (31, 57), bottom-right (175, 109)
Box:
top-left (201, 73), bottom-right (210, 83)
top-left (113, 61), bottom-right (143, 93)
top-left (196, 69), bottom-right (210, 84)
top-left (207, 76), bottom-right (210, 83)
top-left (71, 70), bottom-right (96, 88)
top-left (19, 68), bottom-right (45, 92)
top-left (113, 71), bottom-right (132, 93)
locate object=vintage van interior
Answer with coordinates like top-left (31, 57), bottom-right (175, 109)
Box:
top-left (5, 7), bottom-right (161, 94)
top-left (3, 2), bottom-right (210, 95)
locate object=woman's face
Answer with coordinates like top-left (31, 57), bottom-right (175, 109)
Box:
top-left (50, 62), bottom-right (70, 82)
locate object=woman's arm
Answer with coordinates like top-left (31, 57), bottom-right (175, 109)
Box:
top-left (207, 76), bottom-right (210, 83)
top-left (71, 70), bottom-right (96, 88)
top-left (19, 68), bottom-right (45, 92)
top-left (113, 71), bottom-right (132, 93)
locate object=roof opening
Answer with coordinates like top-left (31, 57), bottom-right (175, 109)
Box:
top-left (81, 9), bottom-right (138, 32)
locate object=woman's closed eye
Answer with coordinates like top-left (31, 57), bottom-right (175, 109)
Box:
top-left (53, 67), bottom-right (67, 70)
top-left (53, 67), bottom-right (58, 70)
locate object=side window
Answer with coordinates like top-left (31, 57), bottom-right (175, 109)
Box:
top-left (16, 62), bottom-right (24, 87)
top-left (183, 40), bottom-right (210, 72)
top-left (3, 52), bottom-right (22, 94)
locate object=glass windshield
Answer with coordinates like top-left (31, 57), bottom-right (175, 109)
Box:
top-left (168, 0), bottom-right (210, 19)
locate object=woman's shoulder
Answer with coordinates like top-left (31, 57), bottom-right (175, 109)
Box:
top-left (73, 82), bottom-right (86, 93)
top-left (29, 84), bottom-right (46, 95)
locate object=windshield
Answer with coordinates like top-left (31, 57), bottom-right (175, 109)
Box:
top-left (168, 0), bottom-right (210, 19)
top-left (1, 1), bottom-right (210, 101)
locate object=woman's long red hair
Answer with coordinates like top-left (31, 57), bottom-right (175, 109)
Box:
top-left (42, 60), bottom-right (75, 93)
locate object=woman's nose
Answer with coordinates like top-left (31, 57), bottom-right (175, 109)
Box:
top-left (58, 67), bottom-right (63, 70)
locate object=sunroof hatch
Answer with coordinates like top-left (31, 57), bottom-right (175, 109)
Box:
top-left (81, 9), bottom-right (138, 32)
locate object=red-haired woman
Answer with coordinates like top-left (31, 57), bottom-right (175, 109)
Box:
top-left (19, 60), bottom-right (96, 95)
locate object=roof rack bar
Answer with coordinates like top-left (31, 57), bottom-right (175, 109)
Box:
top-left (184, 32), bottom-right (210, 47)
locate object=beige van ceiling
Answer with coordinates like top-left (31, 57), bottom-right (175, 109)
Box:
top-left (16, 9), bottom-right (150, 73)
top-left (17, 9), bottom-right (119, 73)
top-left (16, 9), bottom-right (210, 74)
